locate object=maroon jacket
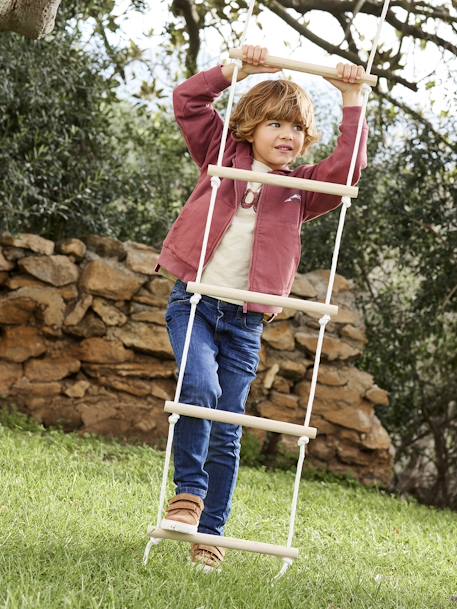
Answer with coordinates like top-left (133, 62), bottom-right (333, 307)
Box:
top-left (155, 66), bottom-right (368, 315)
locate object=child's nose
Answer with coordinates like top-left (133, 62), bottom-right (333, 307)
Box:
top-left (280, 126), bottom-right (295, 139)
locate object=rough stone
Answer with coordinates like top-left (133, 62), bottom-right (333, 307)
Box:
top-left (18, 255), bottom-right (79, 286)
top-left (84, 235), bottom-right (126, 259)
top-left (6, 274), bottom-right (49, 290)
top-left (341, 324), bottom-right (367, 344)
top-left (312, 365), bottom-right (348, 386)
top-left (24, 355), bottom-right (81, 382)
top-left (63, 311), bottom-right (106, 338)
top-left (79, 259), bottom-right (145, 301)
top-left (94, 375), bottom-right (174, 400)
top-left (0, 248), bottom-right (14, 271)
top-left (0, 361), bottom-right (22, 396)
top-left (57, 239), bottom-right (87, 259)
top-left (91, 297), bottom-right (128, 326)
top-left (2, 247), bottom-right (29, 261)
top-left (361, 416), bottom-right (392, 450)
top-left (64, 294), bottom-right (93, 326)
top-left (83, 358), bottom-right (176, 379)
top-left (272, 375), bottom-right (293, 393)
top-left (315, 383), bottom-right (362, 406)
top-left (63, 379), bottom-right (90, 398)
top-left (77, 337), bottom-right (135, 363)
top-left (0, 272), bottom-right (8, 285)
top-left (321, 403), bottom-right (373, 433)
top-left (305, 270), bottom-right (352, 295)
top-left (124, 241), bottom-right (159, 275)
top-left (12, 286), bottom-right (65, 329)
top-left (270, 391), bottom-right (300, 409)
top-left (58, 284), bottom-right (79, 301)
top-left (263, 364), bottom-right (279, 389)
top-left (279, 359), bottom-right (310, 380)
top-left (365, 385), bottom-right (389, 407)
top-left (0, 326), bottom-right (47, 362)
top-left (0, 232), bottom-right (54, 256)
top-left (0, 296), bottom-right (37, 324)
top-left (12, 378), bottom-right (61, 397)
top-left (109, 322), bottom-right (174, 358)
top-left (290, 275), bottom-right (317, 298)
top-left (262, 322), bottom-right (295, 351)
top-left (296, 332), bottom-right (362, 360)
top-left (275, 308), bottom-right (296, 321)
top-left (257, 400), bottom-right (301, 424)
top-left (131, 288), bottom-right (166, 307)
top-left (332, 307), bottom-right (362, 325)
top-left (130, 308), bottom-right (165, 325)
top-left (146, 276), bottom-right (173, 297)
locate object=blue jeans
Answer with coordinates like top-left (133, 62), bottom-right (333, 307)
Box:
top-left (165, 279), bottom-right (264, 536)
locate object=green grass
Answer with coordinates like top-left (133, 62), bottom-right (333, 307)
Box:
top-left (0, 411), bottom-right (456, 609)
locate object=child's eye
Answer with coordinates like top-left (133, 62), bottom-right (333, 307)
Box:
top-left (268, 122), bottom-right (281, 128)
top-left (294, 124), bottom-right (304, 131)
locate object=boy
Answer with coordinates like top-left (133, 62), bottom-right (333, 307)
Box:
top-left (155, 45), bottom-right (368, 571)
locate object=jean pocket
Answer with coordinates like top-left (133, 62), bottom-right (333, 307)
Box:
top-left (242, 312), bottom-right (264, 331)
top-left (168, 281), bottom-right (192, 306)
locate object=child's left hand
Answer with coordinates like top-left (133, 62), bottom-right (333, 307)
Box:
top-left (325, 62), bottom-right (366, 105)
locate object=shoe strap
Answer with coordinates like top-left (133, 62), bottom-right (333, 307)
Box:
top-left (169, 493), bottom-right (203, 509)
top-left (167, 500), bottom-right (203, 516)
top-left (193, 543), bottom-right (225, 561)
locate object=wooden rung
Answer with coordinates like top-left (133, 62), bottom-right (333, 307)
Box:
top-left (208, 165), bottom-right (358, 198)
top-left (164, 401), bottom-right (317, 439)
top-left (228, 47), bottom-right (378, 87)
top-left (187, 281), bottom-right (338, 317)
top-left (149, 528), bottom-right (299, 559)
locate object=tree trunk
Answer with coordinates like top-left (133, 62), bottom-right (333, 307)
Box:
top-left (0, 0), bottom-right (62, 39)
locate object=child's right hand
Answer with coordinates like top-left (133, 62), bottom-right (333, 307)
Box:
top-left (239, 45), bottom-right (281, 78)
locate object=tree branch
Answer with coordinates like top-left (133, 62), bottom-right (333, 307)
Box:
top-left (171, 0), bottom-right (201, 77)
top-left (266, 0), bottom-right (418, 90)
top-left (376, 90), bottom-right (457, 154)
top-left (275, 0), bottom-right (457, 55)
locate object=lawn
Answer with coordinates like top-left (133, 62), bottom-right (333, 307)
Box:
top-left (0, 412), bottom-right (456, 609)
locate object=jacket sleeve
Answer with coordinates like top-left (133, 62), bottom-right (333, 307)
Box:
top-left (173, 66), bottom-right (231, 171)
top-left (298, 106), bottom-right (368, 223)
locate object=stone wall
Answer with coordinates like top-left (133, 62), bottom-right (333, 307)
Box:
top-left (0, 232), bottom-right (394, 486)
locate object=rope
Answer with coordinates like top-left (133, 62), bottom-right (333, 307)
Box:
top-left (292, 0), bottom-right (392, 561)
top-left (152, 0), bottom-right (257, 532)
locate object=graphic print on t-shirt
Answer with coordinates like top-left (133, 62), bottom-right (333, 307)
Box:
top-left (241, 188), bottom-right (261, 213)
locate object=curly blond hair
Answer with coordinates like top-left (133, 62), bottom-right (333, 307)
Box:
top-left (229, 79), bottom-right (320, 154)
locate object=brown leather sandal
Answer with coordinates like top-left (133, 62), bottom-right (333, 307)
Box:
top-left (161, 493), bottom-right (204, 534)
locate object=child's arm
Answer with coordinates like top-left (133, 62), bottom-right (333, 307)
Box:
top-left (173, 67), bottom-right (231, 170)
top-left (299, 63), bottom-right (368, 223)
top-left (173, 45), bottom-right (278, 171)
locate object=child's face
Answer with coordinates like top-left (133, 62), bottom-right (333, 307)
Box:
top-left (249, 119), bottom-right (305, 170)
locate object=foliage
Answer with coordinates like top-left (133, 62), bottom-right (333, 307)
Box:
top-left (102, 104), bottom-right (197, 248)
top-left (0, 12), bottom-right (193, 245)
top-left (299, 103), bottom-right (457, 508)
top-left (0, 32), bottom-right (120, 238)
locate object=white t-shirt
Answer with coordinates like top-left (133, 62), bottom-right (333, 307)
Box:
top-left (201, 159), bottom-right (272, 304)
